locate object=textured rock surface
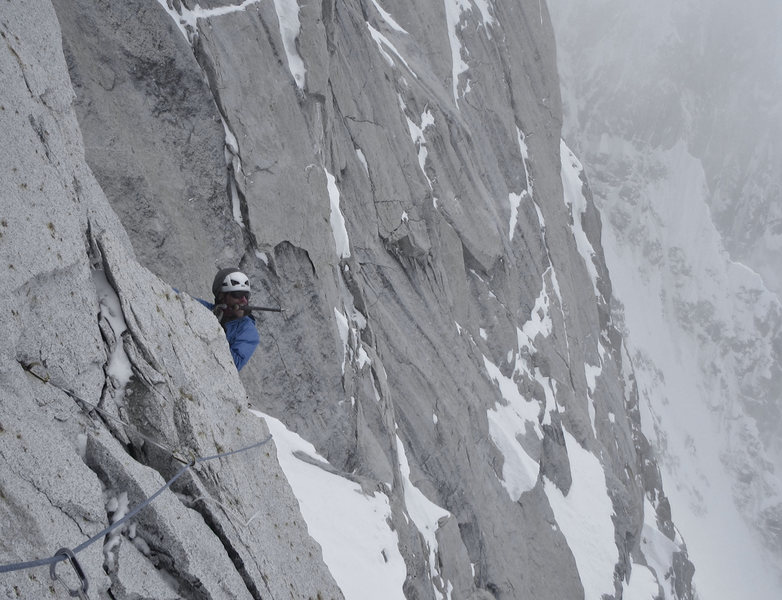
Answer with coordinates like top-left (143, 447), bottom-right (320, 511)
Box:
top-left (55, 0), bottom-right (244, 290)
top-left (1, 2), bottom-right (341, 598)
top-left (1, 0), bottom-right (695, 599)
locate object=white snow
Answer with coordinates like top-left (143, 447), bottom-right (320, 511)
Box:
top-left (370, 0), bottom-right (408, 33)
top-left (272, 0), bottom-right (306, 88)
top-left (76, 433), bottom-right (88, 459)
top-left (334, 308), bottom-right (350, 374)
top-left (103, 490), bottom-right (130, 570)
top-left (536, 367), bottom-right (558, 425)
top-left (355, 148), bottom-right (369, 175)
top-left (637, 498), bottom-right (679, 600)
top-left (584, 362), bottom-right (600, 396)
top-left (517, 128), bottom-right (534, 195)
top-left (155, 0), bottom-right (265, 44)
top-left (483, 357), bottom-right (541, 428)
top-left (622, 563), bottom-right (660, 600)
top-left (223, 119), bottom-right (245, 228)
top-left (592, 138), bottom-right (782, 599)
top-left (442, 0), bottom-right (496, 103)
top-left (368, 25), bottom-right (417, 77)
top-left (368, 24), bottom-right (396, 67)
top-left (560, 140), bottom-right (600, 298)
top-left (352, 308), bottom-right (368, 330)
top-left (93, 269), bottom-right (133, 396)
top-left (529, 205), bottom-right (569, 356)
top-left (443, 0), bottom-right (471, 104)
top-left (400, 98), bottom-right (435, 191)
top-left (584, 360), bottom-right (601, 436)
top-left (356, 346), bottom-right (371, 369)
top-left (325, 169), bottom-right (351, 259)
top-left (334, 300), bottom-right (371, 373)
top-left (518, 271), bottom-right (554, 351)
top-left (483, 355), bottom-right (542, 500)
top-left (509, 127), bottom-right (536, 239)
top-left (472, 0), bottom-right (497, 29)
top-left (223, 119), bottom-right (239, 156)
top-left (395, 435), bottom-right (452, 598)
top-left (255, 411), bottom-right (407, 600)
top-left (544, 430), bottom-right (617, 600)
top-left (508, 191), bottom-right (523, 241)
top-left (228, 178), bottom-right (244, 228)
top-left (483, 264), bottom-right (570, 498)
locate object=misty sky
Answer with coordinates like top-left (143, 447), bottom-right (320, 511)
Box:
top-left (549, 0), bottom-right (782, 294)
top-left (549, 1), bottom-right (782, 597)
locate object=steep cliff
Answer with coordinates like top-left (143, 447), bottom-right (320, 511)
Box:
top-left (1, 1), bottom-right (693, 599)
top-left (551, 1), bottom-right (782, 597)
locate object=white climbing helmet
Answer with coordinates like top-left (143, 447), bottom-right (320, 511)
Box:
top-left (212, 268), bottom-right (250, 296)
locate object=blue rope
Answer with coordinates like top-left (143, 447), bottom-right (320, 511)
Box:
top-left (0, 435), bottom-right (273, 575)
top-left (196, 436), bottom-right (273, 463)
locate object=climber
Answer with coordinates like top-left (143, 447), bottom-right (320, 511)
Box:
top-left (196, 268), bottom-right (260, 371)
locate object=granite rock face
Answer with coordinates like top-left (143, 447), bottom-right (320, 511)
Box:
top-left (1, 2), bottom-right (340, 599)
top-left (1, 1), bottom-right (694, 599)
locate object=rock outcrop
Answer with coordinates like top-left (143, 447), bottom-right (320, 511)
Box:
top-left (1, 1), bottom-right (694, 598)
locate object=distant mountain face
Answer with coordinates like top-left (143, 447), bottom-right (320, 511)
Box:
top-left (550, 0), bottom-right (782, 293)
top-left (550, 0), bottom-right (782, 597)
top-left (2, 1), bottom-right (697, 598)
top-left (670, 0), bottom-right (782, 293)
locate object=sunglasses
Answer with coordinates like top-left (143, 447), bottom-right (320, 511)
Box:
top-left (229, 291), bottom-right (250, 299)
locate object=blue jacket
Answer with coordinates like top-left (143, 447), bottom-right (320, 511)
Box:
top-left (196, 298), bottom-right (259, 371)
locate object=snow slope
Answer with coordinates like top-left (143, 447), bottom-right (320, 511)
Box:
top-left (596, 142), bottom-right (782, 599)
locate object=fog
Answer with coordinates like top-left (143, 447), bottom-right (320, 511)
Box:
top-left (549, 0), bottom-right (782, 597)
top-left (550, 0), bottom-right (782, 293)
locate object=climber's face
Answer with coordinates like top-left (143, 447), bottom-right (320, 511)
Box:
top-left (220, 291), bottom-right (249, 319)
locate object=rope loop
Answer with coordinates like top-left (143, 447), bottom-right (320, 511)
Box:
top-left (50, 547), bottom-right (89, 599)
